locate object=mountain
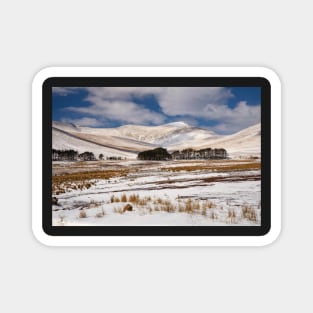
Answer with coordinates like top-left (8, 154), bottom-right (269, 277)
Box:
top-left (52, 121), bottom-right (260, 159)
top-left (195, 123), bottom-right (261, 157)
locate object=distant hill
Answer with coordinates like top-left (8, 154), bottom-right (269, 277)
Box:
top-left (52, 121), bottom-right (260, 159)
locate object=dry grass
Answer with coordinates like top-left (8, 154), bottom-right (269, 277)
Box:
top-left (227, 209), bottom-right (237, 224)
top-left (210, 211), bottom-right (218, 221)
top-left (111, 195), bottom-right (120, 203)
top-left (79, 210), bottom-right (87, 218)
top-left (113, 207), bottom-right (124, 214)
top-left (129, 194), bottom-right (140, 203)
top-left (202, 200), bottom-right (216, 210)
top-left (163, 161), bottom-right (260, 173)
top-left (160, 200), bottom-right (176, 213)
top-left (95, 208), bottom-right (105, 218)
top-left (52, 169), bottom-right (129, 195)
top-left (121, 194), bottom-right (127, 202)
top-left (128, 194), bottom-right (151, 206)
top-left (178, 198), bottom-right (201, 214)
top-left (241, 204), bottom-right (257, 221)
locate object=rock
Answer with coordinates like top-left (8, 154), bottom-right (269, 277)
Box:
top-left (52, 197), bottom-right (58, 205)
top-left (122, 204), bottom-right (133, 212)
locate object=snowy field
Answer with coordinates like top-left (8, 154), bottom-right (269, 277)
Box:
top-left (52, 159), bottom-right (261, 226)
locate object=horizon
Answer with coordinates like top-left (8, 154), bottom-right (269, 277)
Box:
top-left (52, 86), bottom-right (261, 134)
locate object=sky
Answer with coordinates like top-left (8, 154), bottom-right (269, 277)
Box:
top-left (52, 86), bottom-right (261, 134)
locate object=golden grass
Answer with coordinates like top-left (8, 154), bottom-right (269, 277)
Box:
top-left (202, 200), bottom-right (216, 210)
top-left (121, 194), bottom-right (127, 202)
top-left (111, 195), bottom-right (120, 203)
top-left (163, 161), bottom-right (260, 173)
top-left (52, 169), bottom-right (129, 195)
top-left (129, 194), bottom-right (140, 203)
top-left (79, 210), bottom-right (87, 218)
top-left (227, 209), bottom-right (237, 224)
top-left (241, 204), bottom-right (257, 221)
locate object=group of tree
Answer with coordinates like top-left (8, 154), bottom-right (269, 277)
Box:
top-left (52, 149), bottom-right (78, 161)
top-left (78, 151), bottom-right (96, 161)
top-left (52, 149), bottom-right (127, 161)
top-left (137, 147), bottom-right (172, 160)
top-left (171, 147), bottom-right (228, 160)
top-left (52, 149), bottom-right (96, 161)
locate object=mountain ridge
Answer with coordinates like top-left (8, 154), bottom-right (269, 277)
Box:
top-left (52, 121), bottom-right (260, 158)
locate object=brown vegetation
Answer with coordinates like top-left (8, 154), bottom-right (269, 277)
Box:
top-left (52, 169), bottom-right (129, 195)
top-left (122, 204), bottom-right (133, 212)
top-left (241, 204), bottom-right (257, 221)
top-left (164, 161), bottom-right (260, 173)
top-left (79, 210), bottom-right (87, 218)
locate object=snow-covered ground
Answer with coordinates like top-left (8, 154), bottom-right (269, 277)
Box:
top-left (52, 159), bottom-right (261, 226)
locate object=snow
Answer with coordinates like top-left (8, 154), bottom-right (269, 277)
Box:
top-left (52, 128), bottom-right (136, 158)
top-left (53, 121), bottom-right (260, 158)
top-left (52, 122), bottom-right (261, 226)
top-left (52, 159), bottom-right (261, 226)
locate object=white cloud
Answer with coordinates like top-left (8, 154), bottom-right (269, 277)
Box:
top-left (52, 87), bottom-right (80, 96)
top-left (85, 87), bottom-right (164, 100)
top-left (61, 117), bottom-right (104, 127)
top-left (66, 87), bottom-right (166, 125)
top-left (207, 101), bottom-right (261, 133)
top-left (59, 87), bottom-right (260, 132)
top-left (66, 99), bottom-right (166, 125)
top-left (157, 87), bottom-right (234, 117)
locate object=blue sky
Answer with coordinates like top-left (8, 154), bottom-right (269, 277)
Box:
top-left (52, 87), bottom-right (260, 134)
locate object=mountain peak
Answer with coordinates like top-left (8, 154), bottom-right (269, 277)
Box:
top-left (164, 121), bottom-right (189, 127)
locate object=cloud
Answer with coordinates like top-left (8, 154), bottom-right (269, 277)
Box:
top-left (85, 87), bottom-right (164, 100)
top-left (57, 87), bottom-right (260, 133)
top-left (156, 88), bottom-right (260, 133)
top-left (66, 99), bottom-right (166, 125)
top-left (61, 117), bottom-right (104, 127)
top-left (158, 87), bottom-right (234, 117)
top-left (52, 87), bottom-right (80, 96)
top-left (207, 101), bottom-right (261, 133)
top-left (63, 87), bottom-right (166, 126)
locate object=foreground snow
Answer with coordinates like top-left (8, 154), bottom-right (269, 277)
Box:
top-left (52, 160), bottom-right (261, 226)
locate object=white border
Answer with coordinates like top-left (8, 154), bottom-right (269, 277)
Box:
top-left (32, 67), bottom-right (281, 246)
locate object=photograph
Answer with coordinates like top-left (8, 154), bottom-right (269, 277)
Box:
top-left (51, 86), bottom-right (261, 226)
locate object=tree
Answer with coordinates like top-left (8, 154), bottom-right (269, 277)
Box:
top-left (78, 151), bottom-right (96, 161)
top-left (99, 153), bottom-right (104, 160)
top-left (138, 147), bottom-right (172, 160)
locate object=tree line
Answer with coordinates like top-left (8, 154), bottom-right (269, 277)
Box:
top-left (137, 147), bottom-right (228, 160)
top-left (52, 149), bottom-right (126, 161)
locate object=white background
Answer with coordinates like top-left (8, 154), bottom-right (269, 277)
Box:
top-left (0, 1), bottom-right (311, 312)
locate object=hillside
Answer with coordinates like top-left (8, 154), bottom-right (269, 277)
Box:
top-left (52, 121), bottom-right (260, 158)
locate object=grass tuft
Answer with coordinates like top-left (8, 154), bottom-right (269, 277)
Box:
top-left (241, 204), bottom-right (257, 222)
top-left (79, 210), bottom-right (87, 218)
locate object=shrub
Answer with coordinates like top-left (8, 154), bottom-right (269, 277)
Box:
top-left (79, 210), bottom-right (87, 218)
top-left (129, 194), bottom-right (140, 203)
top-left (121, 194), bottom-right (127, 202)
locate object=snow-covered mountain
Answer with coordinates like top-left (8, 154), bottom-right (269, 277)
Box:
top-left (52, 121), bottom-right (260, 159)
top-left (195, 123), bottom-right (261, 157)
